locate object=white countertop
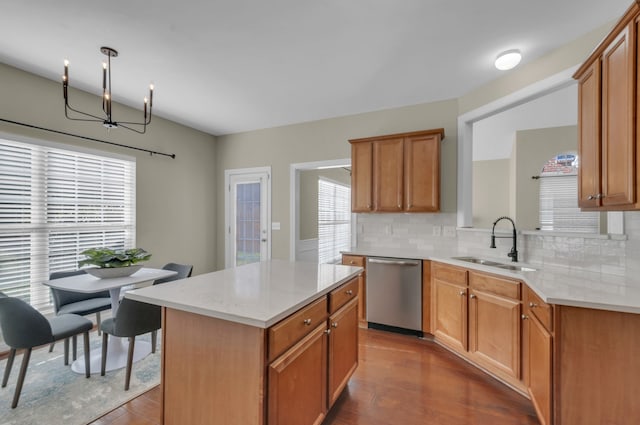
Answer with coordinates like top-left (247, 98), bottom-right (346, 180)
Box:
top-left (125, 260), bottom-right (363, 328)
top-left (343, 248), bottom-right (640, 315)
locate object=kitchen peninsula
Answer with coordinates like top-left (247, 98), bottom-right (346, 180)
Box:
top-left (126, 260), bottom-right (362, 425)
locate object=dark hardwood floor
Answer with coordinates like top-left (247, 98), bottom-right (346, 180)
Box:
top-left (90, 328), bottom-right (539, 425)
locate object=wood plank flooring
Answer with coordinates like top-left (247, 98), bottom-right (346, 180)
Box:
top-left (90, 328), bottom-right (539, 425)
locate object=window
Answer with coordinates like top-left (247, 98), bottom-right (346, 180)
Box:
top-left (538, 154), bottom-right (598, 233)
top-left (0, 137), bottom-right (136, 315)
top-left (318, 178), bottom-right (351, 264)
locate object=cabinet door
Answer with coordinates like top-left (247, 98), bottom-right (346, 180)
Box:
top-left (468, 289), bottom-right (521, 380)
top-left (373, 137), bottom-right (404, 212)
top-left (577, 60), bottom-right (602, 208)
top-left (528, 314), bottom-right (553, 425)
top-left (351, 142), bottom-right (373, 212)
top-left (404, 134), bottom-right (440, 212)
top-left (601, 22), bottom-right (635, 207)
top-left (328, 298), bottom-right (359, 406)
top-left (432, 278), bottom-right (468, 353)
top-left (268, 324), bottom-right (328, 425)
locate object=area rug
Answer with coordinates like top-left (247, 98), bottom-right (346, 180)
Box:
top-left (0, 332), bottom-right (160, 425)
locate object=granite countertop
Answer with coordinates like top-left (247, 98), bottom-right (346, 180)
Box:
top-left (125, 259), bottom-right (363, 328)
top-left (343, 248), bottom-right (640, 315)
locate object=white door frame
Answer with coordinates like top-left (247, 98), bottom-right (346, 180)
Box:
top-left (224, 166), bottom-right (272, 268)
top-left (289, 159), bottom-right (351, 261)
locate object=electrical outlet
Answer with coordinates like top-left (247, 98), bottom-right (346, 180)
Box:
top-left (443, 226), bottom-right (457, 238)
top-left (432, 225), bottom-right (442, 236)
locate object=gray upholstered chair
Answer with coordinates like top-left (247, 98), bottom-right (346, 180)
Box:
top-left (48, 269), bottom-right (112, 358)
top-left (0, 291), bottom-right (92, 408)
top-left (152, 262), bottom-right (193, 285)
top-left (100, 297), bottom-right (161, 390)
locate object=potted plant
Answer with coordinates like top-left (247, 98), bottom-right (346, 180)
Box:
top-left (79, 247), bottom-right (152, 278)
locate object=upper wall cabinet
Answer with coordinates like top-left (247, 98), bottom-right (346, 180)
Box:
top-left (574, 2), bottom-right (639, 210)
top-left (349, 128), bottom-right (444, 213)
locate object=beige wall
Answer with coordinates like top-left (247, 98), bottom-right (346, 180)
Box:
top-left (215, 99), bottom-right (458, 268)
top-left (0, 63), bottom-right (218, 274)
top-left (473, 159), bottom-right (510, 229)
top-left (299, 168), bottom-right (351, 240)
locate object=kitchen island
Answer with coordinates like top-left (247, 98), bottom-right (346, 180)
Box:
top-left (126, 260), bottom-right (363, 425)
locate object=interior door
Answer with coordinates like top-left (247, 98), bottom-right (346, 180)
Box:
top-left (226, 169), bottom-right (270, 268)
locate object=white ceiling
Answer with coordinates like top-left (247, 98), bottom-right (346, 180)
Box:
top-left (0, 0), bottom-right (632, 136)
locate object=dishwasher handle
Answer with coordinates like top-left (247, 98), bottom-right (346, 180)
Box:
top-left (368, 258), bottom-right (421, 267)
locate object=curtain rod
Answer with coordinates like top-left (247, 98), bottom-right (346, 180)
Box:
top-left (0, 117), bottom-right (176, 159)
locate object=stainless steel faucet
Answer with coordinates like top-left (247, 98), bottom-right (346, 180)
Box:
top-left (490, 216), bottom-right (518, 262)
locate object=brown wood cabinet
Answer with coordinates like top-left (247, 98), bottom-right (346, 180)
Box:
top-left (468, 272), bottom-right (522, 385)
top-left (431, 262), bottom-right (468, 353)
top-left (349, 128), bottom-right (444, 213)
top-left (341, 254), bottom-right (367, 325)
top-left (327, 297), bottom-right (359, 406)
top-left (523, 287), bottom-right (553, 425)
top-left (574, 2), bottom-right (640, 210)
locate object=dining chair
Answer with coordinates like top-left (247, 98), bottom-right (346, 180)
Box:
top-left (152, 262), bottom-right (193, 285)
top-left (100, 297), bottom-right (161, 390)
top-left (49, 269), bottom-right (112, 359)
top-left (0, 291), bottom-right (92, 408)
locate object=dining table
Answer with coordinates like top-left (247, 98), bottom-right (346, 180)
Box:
top-left (42, 267), bottom-right (178, 374)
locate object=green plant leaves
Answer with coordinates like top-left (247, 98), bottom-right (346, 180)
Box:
top-left (78, 247), bottom-right (152, 268)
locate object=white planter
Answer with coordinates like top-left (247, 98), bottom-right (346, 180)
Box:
top-left (84, 265), bottom-right (143, 279)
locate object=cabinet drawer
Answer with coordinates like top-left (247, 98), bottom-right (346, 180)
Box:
top-left (469, 272), bottom-right (520, 300)
top-left (342, 255), bottom-right (365, 268)
top-left (433, 262), bottom-right (467, 286)
top-left (329, 277), bottom-right (359, 314)
top-left (268, 296), bottom-right (328, 362)
top-left (525, 286), bottom-right (553, 332)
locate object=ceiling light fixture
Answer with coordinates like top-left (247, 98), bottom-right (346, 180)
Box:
top-left (494, 49), bottom-right (522, 71)
top-left (62, 47), bottom-right (153, 134)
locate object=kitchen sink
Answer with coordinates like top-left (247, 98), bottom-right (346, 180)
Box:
top-left (451, 256), bottom-right (537, 272)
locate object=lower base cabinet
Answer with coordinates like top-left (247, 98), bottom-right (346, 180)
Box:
top-left (526, 309), bottom-right (552, 425)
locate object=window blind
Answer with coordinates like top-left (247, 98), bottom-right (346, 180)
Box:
top-left (0, 138), bottom-right (135, 315)
top-left (539, 174), bottom-right (598, 233)
top-left (318, 178), bottom-right (351, 264)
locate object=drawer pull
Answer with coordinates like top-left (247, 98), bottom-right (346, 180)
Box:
top-left (350, 261), bottom-right (355, 265)
top-left (303, 319), bottom-right (312, 326)
top-left (332, 322), bottom-right (338, 328)
top-left (346, 290), bottom-right (353, 296)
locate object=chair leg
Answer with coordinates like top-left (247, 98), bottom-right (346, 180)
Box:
top-left (48, 342), bottom-right (55, 353)
top-left (151, 330), bottom-right (157, 354)
top-left (125, 337), bottom-right (135, 391)
top-left (64, 338), bottom-right (69, 365)
top-left (72, 335), bottom-right (77, 361)
top-left (101, 333), bottom-right (108, 376)
top-left (83, 331), bottom-right (91, 378)
top-left (12, 348), bottom-right (32, 408)
top-left (2, 348), bottom-right (16, 388)
top-left (96, 312), bottom-right (102, 336)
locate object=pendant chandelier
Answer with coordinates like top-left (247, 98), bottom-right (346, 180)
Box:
top-left (62, 46), bottom-right (153, 134)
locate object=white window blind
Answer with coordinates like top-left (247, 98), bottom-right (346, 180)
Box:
top-left (539, 174), bottom-right (598, 233)
top-left (318, 178), bottom-right (351, 264)
top-left (0, 137), bottom-right (136, 315)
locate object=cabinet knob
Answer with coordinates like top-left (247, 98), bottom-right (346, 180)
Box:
top-left (397, 204), bottom-right (401, 209)
top-left (529, 302), bottom-right (538, 308)
top-left (521, 314), bottom-right (529, 320)
top-left (588, 195), bottom-right (595, 200)
top-left (367, 204), bottom-right (372, 210)
top-left (332, 322), bottom-right (338, 328)
top-left (350, 261), bottom-right (355, 265)
top-left (346, 290), bottom-right (353, 296)
top-left (324, 329), bottom-right (331, 335)
top-left (596, 193), bottom-right (604, 199)
top-left (469, 294), bottom-right (476, 299)
top-left (459, 291), bottom-right (466, 296)
top-left (303, 318), bottom-right (312, 326)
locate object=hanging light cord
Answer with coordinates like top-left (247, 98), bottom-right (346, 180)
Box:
top-left (0, 118), bottom-right (176, 159)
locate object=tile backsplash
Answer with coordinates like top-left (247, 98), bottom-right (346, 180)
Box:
top-left (356, 212), bottom-right (640, 278)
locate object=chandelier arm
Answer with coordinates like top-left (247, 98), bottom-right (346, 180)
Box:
top-left (117, 122), bottom-right (147, 134)
top-left (64, 104), bottom-right (106, 122)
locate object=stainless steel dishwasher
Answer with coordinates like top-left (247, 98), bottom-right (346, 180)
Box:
top-left (366, 257), bottom-right (422, 336)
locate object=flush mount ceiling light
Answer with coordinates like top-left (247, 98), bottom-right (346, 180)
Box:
top-left (62, 47), bottom-right (153, 134)
top-left (494, 49), bottom-right (522, 71)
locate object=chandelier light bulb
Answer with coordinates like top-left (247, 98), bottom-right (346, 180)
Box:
top-left (495, 49), bottom-right (522, 71)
